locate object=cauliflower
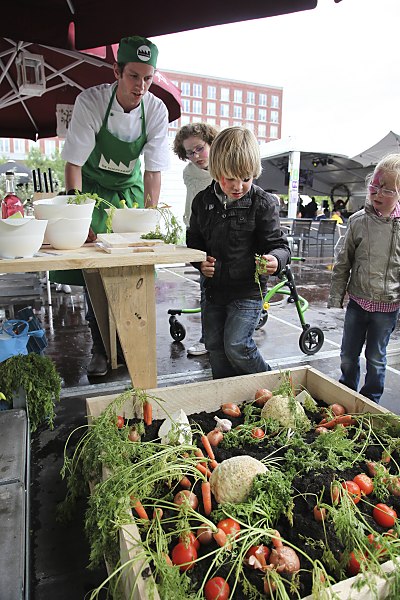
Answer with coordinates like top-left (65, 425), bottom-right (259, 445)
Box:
top-left (210, 455), bottom-right (267, 504)
top-left (261, 394), bottom-right (310, 429)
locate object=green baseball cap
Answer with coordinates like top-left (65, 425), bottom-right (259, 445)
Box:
top-left (117, 36), bottom-right (158, 68)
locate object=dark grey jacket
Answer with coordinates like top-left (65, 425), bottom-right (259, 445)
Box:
top-left (328, 202), bottom-right (400, 308)
top-left (186, 182), bottom-right (291, 304)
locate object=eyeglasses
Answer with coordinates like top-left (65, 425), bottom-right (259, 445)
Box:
top-left (368, 183), bottom-right (398, 198)
top-left (185, 144), bottom-right (206, 158)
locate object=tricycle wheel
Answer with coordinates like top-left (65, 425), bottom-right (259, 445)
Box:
top-left (255, 309), bottom-right (269, 330)
top-left (170, 320), bottom-right (186, 342)
top-left (299, 327), bottom-right (324, 355)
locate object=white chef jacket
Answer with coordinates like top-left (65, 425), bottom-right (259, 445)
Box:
top-left (61, 83), bottom-right (170, 172)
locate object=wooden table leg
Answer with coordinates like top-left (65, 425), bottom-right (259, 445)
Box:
top-left (99, 265), bottom-right (157, 389)
top-left (83, 269), bottom-right (116, 368)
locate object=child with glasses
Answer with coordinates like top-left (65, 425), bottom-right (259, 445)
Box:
top-left (186, 127), bottom-right (290, 379)
top-left (328, 153), bottom-right (400, 403)
top-left (174, 123), bottom-right (218, 356)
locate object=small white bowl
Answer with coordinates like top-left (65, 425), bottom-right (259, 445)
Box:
top-left (34, 195), bottom-right (95, 220)
top-left (0, 218), bottom-right (47, 258)
top-left (44, 217), bottom-right (92, 250)
top-left (107, 207), bottom-right (160, 233)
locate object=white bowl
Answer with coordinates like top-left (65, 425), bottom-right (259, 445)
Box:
top-left (107, 207), bottom-right (160, 233)
top-left (0, 218), bottom-right (47, 258)
top-left (44, 217), bottom-right (92, 250)
top-left (34, 195), bottom-right (95, 220)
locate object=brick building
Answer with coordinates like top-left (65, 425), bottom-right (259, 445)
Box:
top-left (163, 70), bottom-right (282, 144)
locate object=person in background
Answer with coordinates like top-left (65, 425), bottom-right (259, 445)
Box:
top-left (315, 207), bottom-right (327, 220)
top-left (59, 35), bottom-right (169, 376)
top-left (328, 153), bottom-right (400, 403)
top-left (186, 127), bottom-right (291, 379)
top-left (173, 123), bottom-right (218, 356)
top-left (331, 209), bottom-right (344, 224)
top-left (302, 196), bottom-right (318, 219)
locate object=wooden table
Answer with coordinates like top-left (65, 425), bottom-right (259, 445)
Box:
top-left (0, 244), bottom-right (205, 389)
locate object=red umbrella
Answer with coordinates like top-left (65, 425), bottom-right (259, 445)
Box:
top-left (0, 1), bottom-right (318, 51)
top-left (0, 39), bottom-right (181, 140)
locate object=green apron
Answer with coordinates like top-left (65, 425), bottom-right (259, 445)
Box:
top-left (52, 85), bottom-right (148, 285)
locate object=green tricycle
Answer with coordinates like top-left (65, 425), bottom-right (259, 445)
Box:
top-left (167, 258), bottom-right (325, 355)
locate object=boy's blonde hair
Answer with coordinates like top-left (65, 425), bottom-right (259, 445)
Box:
top-left (209, 127), bottom-right (262, 182)
top-left (367, 153), bottom-right (400, 192)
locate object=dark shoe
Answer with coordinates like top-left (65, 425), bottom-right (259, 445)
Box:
top-left (87, 352), bottom-right (108, 376)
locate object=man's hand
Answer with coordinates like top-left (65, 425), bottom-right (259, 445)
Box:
top-left (85, 227), bottom-right (97, 243)
top-left (200, 256), bottom-right (216, 278)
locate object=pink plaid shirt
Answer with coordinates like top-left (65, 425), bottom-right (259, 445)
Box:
top-left (349, 202), bottom-right (400, 313)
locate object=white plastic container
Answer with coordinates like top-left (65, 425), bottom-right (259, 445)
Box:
top-left (44, 217), bottom-right (92, 250)
top-left (107, 207), bottom-right (160, 234)
top-left (34, 195), bottom-right (95, 220)
top-left (0, 218), bottom-right (47, 258)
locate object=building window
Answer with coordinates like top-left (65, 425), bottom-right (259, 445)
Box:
top-left (270, 125), bottom-right (279, 138)
top-left (220, 103), bottom-right (229, 117)
top-left (193, 100), bottom-right (202, 114)
top-left (207, 85), bottom-right (216, 99)
top-left (207, 102), bottom-right (216, 116)
top-left (172, 80), bottom-right (179, 88)
top-left (258, 124), bottom-right (267, 138)
top-left (271, 110), bottom-right (279, 124)
top-left (193, 83), bottom-right (202, 98)
top-left (246, 122), bottom-right (254, 132)
top-left (181, 115), bottom-right (191, 125)
top-left (169, 120), bottom-right (179, 129)
top-left (246, 107), bottom-right (255, 121)
top-left (207, 118), bottom-right (216, 126)
top-left (0, 138), bottom-right (10, 154)
top-left (271, 95), bottom-right (280, 108)
top-left (182, 98), bottom-right (190, 113)
top-left (233, 121), bottom-right (242, 127)
top-left (58, 139), bottom-right (65, 151)
top-left (181, 82), bottom-right (190, 96)
top-left (220, 119), bottom-right (229, 129)
top-left (258, 108), bottom-right (267, 122)
top-left (221, 87), bottom-right (230, 101)
top-left (247, 91), bottom-right (255, 104)
top-left (233, 105), bottom-right (242, 119)
top-left (259, 93), bottom-right (267, 107)
top-left (234, 89), bottom-right (242, 103)
top-left (13, 138), bottom-right (25, 154)
top-left (44, 139), bottom-right (56, 156)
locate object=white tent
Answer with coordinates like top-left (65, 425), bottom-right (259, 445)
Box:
top-left (351, 131), bottom-right (400, 167)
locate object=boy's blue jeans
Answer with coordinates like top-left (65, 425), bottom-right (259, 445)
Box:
top-left (340, 299), bottom-right (399, 403)
top-left (204, 297), bottom-right (271, 379)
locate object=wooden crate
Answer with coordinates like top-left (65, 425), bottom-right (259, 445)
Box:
top-left (86, 366), bottom-right (396, 600)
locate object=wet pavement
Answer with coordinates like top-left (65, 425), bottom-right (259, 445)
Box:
top-left (2, 256), bottom-right (400, 599)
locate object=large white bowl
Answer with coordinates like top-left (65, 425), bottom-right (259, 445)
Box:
top-left (44, 217), bottom-right (92, 250)
top-left (34, 195), bottom-right (95, 220)
top-left (107, 207), bottom-right (160, 233)
top-left (0, 218), bottom-right (48, 258)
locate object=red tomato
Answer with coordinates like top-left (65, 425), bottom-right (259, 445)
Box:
top-left (246, 544), bottom-right (271, 562)
top-left (116, 415), bottom-right (124, 429)
top-left (204, 577), bottom-right (230, 600)
top-left (373, 503), bottom-right (397, 528)
top-left (179, 531), bottom-right (200, 551)
top-left (347, 550), bottom-right (366, 576)
top-left (313, 505), bottom-right (327, 522)
top-left (171, 542), bottom-right (197, 571)
top-left (342, 481), bottom-right (361, 504)
top-left (353, 474), bottom-right (374, 496)
top-left (217, 517), bottom-right (241, 538)
top-left (251, 427), bottom-right (265, 439)
top-left (331, 482), bottom-right (341, 505)
top-left (388, 476), bottom-right (400, 497)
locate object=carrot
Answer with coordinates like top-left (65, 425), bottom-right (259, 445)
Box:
top-left (196, 463), bottom-right (212, 479)
top-left (180, 476), bottom-right (192, 489)
top-left (143, 401), bottom-right (152, 426)
top-left (209, 459), bottom-right (219, 470)
top-left (201, 435), bottom-right (215, 461)
top-left (153, 507), bottom-right (163, 520)
top-left (320, 414), bottom-right (355, 429)
top-left (213, 527), bottom-right (230, 548)
top-left (194, 447), bottom-right (205, 460)
top-left (201, 481), bottom-right (212, 516)
top-left (130, 496), bottom-right (149, 520)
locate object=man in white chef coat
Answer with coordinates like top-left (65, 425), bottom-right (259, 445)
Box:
top-left (58, 35), bottom-right (169, 376)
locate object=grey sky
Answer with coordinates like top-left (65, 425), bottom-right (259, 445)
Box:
top-left (155, 0), bottom-right (400, 157)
